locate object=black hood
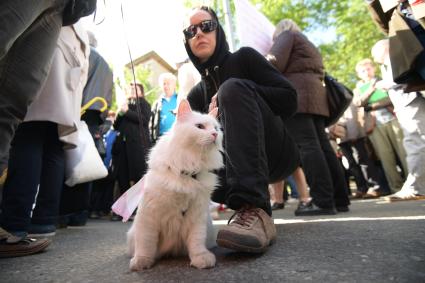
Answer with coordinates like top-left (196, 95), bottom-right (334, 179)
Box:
top-left (184, 12), bottom-right (230, 76)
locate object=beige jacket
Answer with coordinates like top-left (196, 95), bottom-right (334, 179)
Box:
top-left (24, 23), bottom-right (90, 148)
top-left (367, 0), bottom-right (425, 91)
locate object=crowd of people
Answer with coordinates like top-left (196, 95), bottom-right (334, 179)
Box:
top-left (0, 1), bottom-right (424, 261)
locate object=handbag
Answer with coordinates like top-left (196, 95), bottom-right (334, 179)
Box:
top-left (324, 74), bottom-right (353, 127)
top-left (64, 120), bottom-right (108, 186)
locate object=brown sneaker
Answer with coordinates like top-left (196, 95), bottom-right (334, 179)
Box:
top-left (0, 229), bottom-right (51, 258)
top-left (216, 208), bottom-right (276, 253)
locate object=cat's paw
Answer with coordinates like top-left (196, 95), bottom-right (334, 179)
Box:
top-left (190, 251), bottom-right (216, 269)
top-left (129, 256), bottom-right (155, 271)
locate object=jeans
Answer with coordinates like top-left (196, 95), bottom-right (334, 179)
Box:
top-left (0, 0), bottom-right (68, 169)
top-left (212, 79), bottom-right (300, 215)
top-left (286, 113), bottom-right (350, 209)
top-left (0, 121), bottom-right (65, 233)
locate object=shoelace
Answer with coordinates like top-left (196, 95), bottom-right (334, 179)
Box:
top-left (228, 208), bottom-right (259, 227)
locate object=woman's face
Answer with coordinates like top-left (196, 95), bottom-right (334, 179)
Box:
top-left (356, 64), bottom-right (375, 82)
top-left (127, 84), bottom-right (143, 98)
top-left (186, 10), bottom-right (217, 63)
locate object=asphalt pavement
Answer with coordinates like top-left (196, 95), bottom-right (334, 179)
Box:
top-left (0, 198), bottom-right (424, 283)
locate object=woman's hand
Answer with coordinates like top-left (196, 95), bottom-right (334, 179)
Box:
top-left (208, 94), bottom-right (218, 113)
top-left (119, 101), bottom-right (128, 114)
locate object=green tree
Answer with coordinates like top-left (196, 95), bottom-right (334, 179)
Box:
top-left (184, 0), bottom-right (384, 88)
top-left (251, 0), bottom-right (384, 88)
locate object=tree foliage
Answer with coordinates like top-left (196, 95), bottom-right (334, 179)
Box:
top-left (184, 0), bottom-right (384, 88)
top-left (250, 0), bottom-right (384, 88)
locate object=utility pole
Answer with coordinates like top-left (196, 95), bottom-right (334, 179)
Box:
top-left (222, 0), bottom-right (236, 51)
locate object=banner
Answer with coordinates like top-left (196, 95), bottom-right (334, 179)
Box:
top-left (379, 0), bottom-right (398, 12)
top-left (234, 0), bottom-right (275, 55)
top-left (410, 0), bottom-right (425, 19)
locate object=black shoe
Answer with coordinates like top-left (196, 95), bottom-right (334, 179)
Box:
top-left (336, 206), bottom-right (350, 212)
top-left (89, 211), bottom-right (101, 219)
top-left (271, 202), bottom-right (285, 210)
top-left (56, 216), bottom-right (69, 229)
top-left (110, 213), bottom-right (122, 222)
top-left (294, 201), bottom-right (336, 216)
top-left (68, 211), bottom-right (88, 227)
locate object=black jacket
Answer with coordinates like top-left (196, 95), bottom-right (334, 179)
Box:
top-left (113, 98), bottom-right (151, 181)
top-left (185, 16), bottom-right (297, 120)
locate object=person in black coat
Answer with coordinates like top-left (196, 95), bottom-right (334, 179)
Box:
top-left (113, 83), bottom-right (151, 195)
top-left (184, 6), bottom-right (299, 254)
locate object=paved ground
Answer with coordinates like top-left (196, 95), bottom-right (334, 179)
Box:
top-left (0, 198), bottom-right (424, 283)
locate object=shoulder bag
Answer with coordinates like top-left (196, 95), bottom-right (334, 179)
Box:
top-left (324, 74), bottom-right (353, 127)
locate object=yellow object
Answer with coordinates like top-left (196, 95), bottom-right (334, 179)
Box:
top-left (81, 97), bottom-right (108, 116)
top-left (0, 168), bottom-right (7, 186)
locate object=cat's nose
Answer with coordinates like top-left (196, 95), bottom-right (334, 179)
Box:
top-left (211, 132), bottom-right (217, 140)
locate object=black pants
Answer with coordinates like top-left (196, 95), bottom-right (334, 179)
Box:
top-left (340, 137), bottom-right (381, 193)
top-left (286, 113), bottom-right (350, 209)
top-left (0, 0), bottom-right (68, 168)
top-left (212, 79), bottom-right (300, 215)
top-left (0, 121), bottom-right (64, 232)
top-left (59, 112), bottom-right (100, 217)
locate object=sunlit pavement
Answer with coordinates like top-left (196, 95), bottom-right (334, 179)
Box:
top-left (0, 198), bottom-right (424, 282)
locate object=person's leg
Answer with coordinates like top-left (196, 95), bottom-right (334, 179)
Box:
top-left (215, 79), bottom-right (298, 253)
top-left (292, 167), bottom-right (310, 203)
top-left (0, 0), bottom-right (67, 166)
top-left (286, 175), bottom-right (298, 198)
top-left (353, 137), bottom-right (381, 189)
top-left (31, 123), bottom-right (64, 231)
top-left (368, 124), bottom-right (404, 192)
top-left (0, 122), bottom-right (47, 234)
top-left (215, 78), bottom-right (297, 216)
top-left (387, 119), bottom-right (408, 178)
top-left (270, 181), bottom-right (285, 210)
top-left (286, 114), bottom-right (335, 210)
top-left (340, 141), bottom-right (369, 194)
top-left (391, 96), bottom-right (425, 196)
top-left (313, 117), bottom-right (350, 210)
top-left (271, 182), bottom-right (284, 204)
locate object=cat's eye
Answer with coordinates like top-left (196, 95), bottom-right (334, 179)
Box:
top-left (196, 123), bottom-right (205, 129)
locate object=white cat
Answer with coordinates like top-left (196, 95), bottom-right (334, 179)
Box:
top-left (127, 99), bottom-right (223, 271)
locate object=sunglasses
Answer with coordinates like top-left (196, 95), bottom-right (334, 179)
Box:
top-left (183, 20), bottom-right (218, 40)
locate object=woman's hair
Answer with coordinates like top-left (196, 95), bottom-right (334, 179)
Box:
top-left (130, 82), bottom-right (144, 96)
top-left (199, 6), bottom-right (218, 20)
top-left (183, 6), bottom-right (218, 31)
top-left (273, 19), bottom-right (302, 40)
top-left (158, 72), bottom-right (177, 86)
top-left (371, 39), bottom-right (389, 60)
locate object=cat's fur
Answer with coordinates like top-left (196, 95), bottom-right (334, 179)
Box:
top-left (127, 100), bottom-right (223, 271)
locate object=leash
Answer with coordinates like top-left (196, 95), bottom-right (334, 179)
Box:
top-left (120, 1), bottom-right (150, 149)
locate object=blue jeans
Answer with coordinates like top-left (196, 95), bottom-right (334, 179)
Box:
top-left (0, 122), bottom-right (65, 233)
top-left (0, 0), bottom-right (68, 169)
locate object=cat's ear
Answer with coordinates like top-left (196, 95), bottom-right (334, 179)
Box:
top-left (177, 99), bottom-right (192, 121)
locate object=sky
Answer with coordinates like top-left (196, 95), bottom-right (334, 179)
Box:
top-left (80, 0), bottom-right (335, 69)
top-left (81, 0), bottom-right (188, 69)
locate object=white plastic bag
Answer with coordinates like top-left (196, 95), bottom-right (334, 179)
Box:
top-left (64, 120), bottom-right (108, 186)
